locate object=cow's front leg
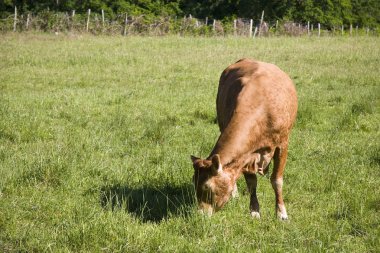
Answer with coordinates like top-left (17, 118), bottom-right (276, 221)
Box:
top-left (231, 183), bottom-right (239, 198)
top-left (271, 146), bottom-right (289, 220)
top-left (244, 173), bottom-right (260, 218)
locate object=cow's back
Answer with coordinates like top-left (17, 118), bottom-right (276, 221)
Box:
top-left (215, 59), bottom-right (297, 156)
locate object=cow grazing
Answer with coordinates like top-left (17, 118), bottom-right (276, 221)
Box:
top-left (191, 59), bottom-right (297, 219)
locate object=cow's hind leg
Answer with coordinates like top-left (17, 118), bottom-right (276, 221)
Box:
top-left (244, 173), bottom-right (260, 218)
top-left (271, 145), bottom-right (289, 220)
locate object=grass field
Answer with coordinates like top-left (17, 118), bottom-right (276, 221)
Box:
top-left (0, 34), bottom-right (379, 252)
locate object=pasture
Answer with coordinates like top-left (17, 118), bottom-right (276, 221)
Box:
top-left (0, 34), bottom-right (379, 252)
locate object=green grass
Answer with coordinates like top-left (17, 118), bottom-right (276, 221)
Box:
top-left (0, 34), bottom-right (379, 252)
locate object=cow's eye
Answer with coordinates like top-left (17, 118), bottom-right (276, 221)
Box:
top-left (202, 184), bottom-right (211, 192)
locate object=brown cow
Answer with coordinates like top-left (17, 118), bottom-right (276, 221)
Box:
top-left (191, 59), bottom-right (297, 219)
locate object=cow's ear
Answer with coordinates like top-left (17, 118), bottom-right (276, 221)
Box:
top-left (190, 155), bottom-right (200, 164)
top-left (211, 154), bottom-right (223, 174)
top-left (191, 155), bottom-right (202, 170)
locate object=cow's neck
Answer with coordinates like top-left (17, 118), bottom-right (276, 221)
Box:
top-left (208, 119), bottom-right (263, 169)
top-left (223, 161), bottom-right (244, 184)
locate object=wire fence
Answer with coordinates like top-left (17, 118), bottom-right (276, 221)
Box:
top-left (1, 9), bottom-right (378, 37)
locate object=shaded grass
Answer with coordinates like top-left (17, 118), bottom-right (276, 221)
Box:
top-left (0, 34), bottom-right (379, 252)
top-left (100, 184), bottom-right (195, 222)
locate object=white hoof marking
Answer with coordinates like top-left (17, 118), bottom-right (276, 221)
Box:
top-left (277, 211), bottom-right (288, 220)
top-left (277, 204), bottom-right (288, 220)
top-left (250, 211), bottom-right (261, 219)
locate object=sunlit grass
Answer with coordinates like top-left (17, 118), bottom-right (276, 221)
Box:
top-left (0, 34), bottom-right (379, 252)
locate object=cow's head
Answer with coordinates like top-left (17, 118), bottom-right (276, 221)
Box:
top-left (191, 154), bottom-right (234, 215)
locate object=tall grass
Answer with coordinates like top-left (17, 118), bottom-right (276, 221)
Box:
top-left (0, 34), bottom-right (379, 252)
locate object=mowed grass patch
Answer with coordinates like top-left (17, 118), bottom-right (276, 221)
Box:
top-left (0, 34), bottom-right (379, 252)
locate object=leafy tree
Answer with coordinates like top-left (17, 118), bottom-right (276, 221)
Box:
top-left (0, 0), bottom-right (378, 27)
top-left (352, 0), bottom-right (380, 27)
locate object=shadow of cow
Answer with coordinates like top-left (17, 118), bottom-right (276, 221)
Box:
top-left (100, 184), bottom-right (195, 223)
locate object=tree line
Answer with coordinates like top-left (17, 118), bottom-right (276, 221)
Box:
top-left (1, 0), bottom-right (379, 28)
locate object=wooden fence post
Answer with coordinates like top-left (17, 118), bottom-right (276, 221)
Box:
top-left (205, 17), bottom-right (208, 26)
top-left (86, 9), bottom-right (91, 32)
top-left (341, 25), bottom-right (344, 35)
top-left (123, 13), bottom-right (128, 36)
top-left (275, 20), bottom-right (278, 35)
top-left (101, 9), bottom-right (105, 27)
top-left (318, 23), bottom-right (321, 37)
top-left (253, 26), bottom-right (258, 38)
top-left (366, 27), bottom-right (369, 36)
top-left (213, 19), bottom-right (216, 31)
top-left (349, 24), bottom-right (352, 36)
top-left (298, 23), bottom-right (301, 36)
top-left (70, 10), bottom-right (75, 31)
top-left (233, 19), bottom-right (237, 36)
top-left (307, 21), bottom-right (310, 36)
top-left (249, 19), bottom-right (253, 38)
top-left (258, 10), bottom-right (264, 36)
top-left (26, 13), bottom-right (30, 30)
top-left (13, 6), bottom-right (17, 32)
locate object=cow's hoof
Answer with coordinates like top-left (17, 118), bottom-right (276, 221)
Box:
top-left (198, 208), bottom-right (213, 217)
top-left (277, 213), bottom-right (288, 221)
top-left (250, 211), bottom-right (261, 219)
